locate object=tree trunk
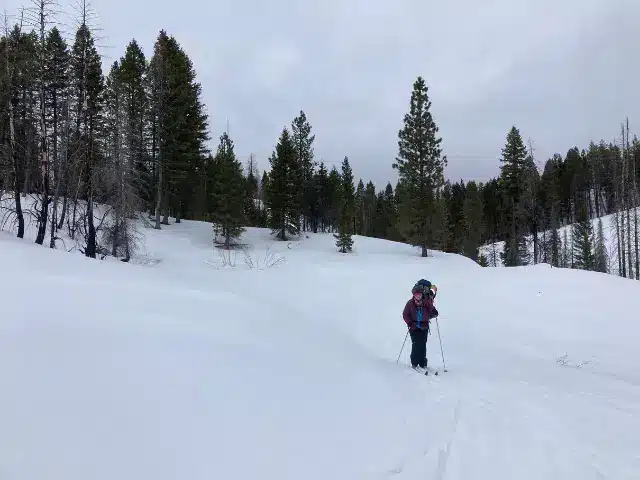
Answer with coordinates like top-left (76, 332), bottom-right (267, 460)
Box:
top-left (85, 110), bottom-right (96, 258)
top-left (35, 1), bottom-right (49, 245)
top-left (4, 21), bottom-right (25, 238)
top-left (50, 99), bottom-right (67, 248)
top-left (154, 143), bottom-right (162, 229)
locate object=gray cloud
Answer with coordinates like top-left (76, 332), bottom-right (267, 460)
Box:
top-left (5, 0), bottom-right (639, 189)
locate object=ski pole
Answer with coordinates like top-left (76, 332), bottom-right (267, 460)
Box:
top-left (435, 317), bottom-right (447, 372)
top-left (396, 330), bottom-right (409, 363)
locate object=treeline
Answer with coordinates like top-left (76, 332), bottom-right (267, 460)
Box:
top-left (0, 2), bottom-right (397, 257)
top-left (441, 120), bottom-right (640, 281)
top-left (2, 3), bottom-right (639, 275)
top-left (0, 3), bottom-right (209, 259)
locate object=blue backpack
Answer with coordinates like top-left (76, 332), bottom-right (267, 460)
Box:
top-left (412, 279), bottom-right (435, 298)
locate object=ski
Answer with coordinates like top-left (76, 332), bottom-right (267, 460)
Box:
top-left (411, 366), bottom-right (438, 376)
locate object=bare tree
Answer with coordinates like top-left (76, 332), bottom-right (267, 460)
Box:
top-left (626, 118), bottom-right (639, 279)
top-left (622, 121), bottom-right (633, 278)
top-left (27, 0), bottom-right (55, 244)
top-left (3, 10), bottom-right (25, 238)
top-left (50, 97), bottom-right (69, 247)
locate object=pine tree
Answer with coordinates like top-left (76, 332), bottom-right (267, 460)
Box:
top-left (243, 154), bottom-right (260, 226)
top-left (594, 217), bottom-right (608, 273)
top-left (522, 151), bottom-right (541, 263)
top-left (117, 39), bottom-right (148, 211)
top-left (572, 202), bottom-right (594, 270)
top-left (291, 110), bottom-right (315, 232)
top-left (392, 76), bottom-right (447, 256)
top-left (499, 126), bottom-right (529, 266)
top-left (444, 181), bottom-right (466, 254)
top-left (43, 26), bottom-right (70, 248)
top-left (383, 182), bottom-right (400, 241)
top-left (548, 206), bottom-right (561, 267)
top-left (371, 190), bottom-right (387, 239)
top-left (313, 161), bottom-right (329, 232)
top-left (1, 24), bottom-right (31, 239)
top-left (259, 170), bottom-right (269, 227)
top-left (148, 30), bottom-right (208, 226)
top-left (103, 60), bottom-right (127, 257)
top-left (354, 179), bottom-right (365, 235)
top-left (335, 156), bottom-right (355, 252)
top-left (69, 23), bottom-right (105, 257)
top-left (327, 166), bottom-right (342, 232)
top-left (210, 132), bottom-right (245, 247)
top-left (266, 127), bottom-right (299, 240)
top-left (168, 37), bottom-right (209, 222)
top-left (462, 180), bottom-right (483, 261)
top-left (363, 181), bottom-right (376, 237)
top-left (561, 229), bottom-right (569, 268)
top-left (101, 40), bottom-right (147, 260)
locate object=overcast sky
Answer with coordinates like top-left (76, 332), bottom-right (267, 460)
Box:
top-left (5, 0), bottom-right (639, 189)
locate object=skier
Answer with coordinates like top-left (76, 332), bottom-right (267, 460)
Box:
top-left (402, 280), bottom-right (438, 370)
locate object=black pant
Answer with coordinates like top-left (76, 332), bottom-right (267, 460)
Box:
top-left (409, 328), bottom-right (428, 367)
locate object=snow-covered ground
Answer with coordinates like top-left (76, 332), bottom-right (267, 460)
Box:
top-left (1, 213), bottom-right (639, 479)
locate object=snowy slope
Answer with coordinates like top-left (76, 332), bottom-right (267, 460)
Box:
top-left (1, 219), bottom-right (639, 479)
top-left (480, 207), bottom-right (640, 275)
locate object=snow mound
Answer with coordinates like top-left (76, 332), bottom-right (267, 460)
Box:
top-left (1, 220), bottom-right (639, 479)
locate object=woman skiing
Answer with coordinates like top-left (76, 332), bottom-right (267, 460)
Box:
top-left (402, 280), bottom-right (438, 370)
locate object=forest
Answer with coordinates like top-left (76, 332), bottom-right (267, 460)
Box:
top-left (1, 1), bottom-right (639, 280)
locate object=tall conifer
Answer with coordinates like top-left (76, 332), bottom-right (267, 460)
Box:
top-left (393, 76), bottom-right (446, 256)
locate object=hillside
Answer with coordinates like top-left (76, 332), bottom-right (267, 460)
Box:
top-left (1, 214), bottom-right (639, 479)
top-left (480, 207), bottom-right (640, 276)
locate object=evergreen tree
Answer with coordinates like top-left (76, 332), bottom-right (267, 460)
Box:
top-left (354, 179), bottom-right (365, 235)
top-left (572, 203), bottom-right (594, 270)
top-left (148, 30), bottom-right (208, 226)
top-left (259, 170), bottom-right (270, 227)
top-left (392, 76), bottom-right (447, 256)
top-left (101, 40), bottom-right (147, 260)
top-left (291, 110), bottom-right (315, 231)
top-left (522, 153), bottom-right (541, 262)
top-left (594, 217), bottom-right (609, 273)
top-left (117, 39), bottom-right (148, 211)
top-left (444, 180), bottom-right (466, 254)
top-left (431, 187), bottom-right (450, 249)
top-left (371, 190), bottom-right (385, 238)
top-left (313, 161), bottom-right (329, 232)
top-left (363, 181), bottom-right (377, 236)
top-left (266, 127), bottom-right (299, 240)
top-left (43, 26), bottom-right (70, 247)
top-left (481, 178), bottom-right (504, 250)
top-left (103, 60), bottom-right (127, 257)
top-left (561, 229), bottom-right (570, 268)
top-left (210, 132), bottom-right (245, 247)
top-left (69, 23), bottom-right (105, 257)
top-left (335, 156), bottom-right (355, 252)
top-left (243, 154), bottom-right (260, 226)
top-left (327, 166), bottom-right (342, 232)
top-left (548, 206), bottom-right (561, 267)
top-left (2, 25), bottom-right (36, 239)
top-left (383, 182), bottom-right (400, 241)
top-left (463, 180), bottom-right (483, 261)
top-left (499, 126), bottom-right (529, 266)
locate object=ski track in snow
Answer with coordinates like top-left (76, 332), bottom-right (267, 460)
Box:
top-left (0, 216), bottom-right (639, 479)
